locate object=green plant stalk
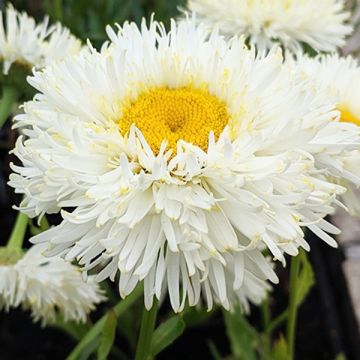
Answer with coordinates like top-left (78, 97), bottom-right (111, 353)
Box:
top-left (134, 300), bottom-right (159, 360)
top-left (54, 0), bottom-right (63, 21)
top-left (261, 298), bottom-right (271, 333)
top-left (66, 284), bottom-right (143, 360)
top-left (6, 212), bottom-right (28, 250)
top-left (286, 253), bottom-right (301, 359)
top-left (0, 85), bottom-right (19, 128)
top-left (39, 215), bottom-right (50, 231)
top-left (261, 298), bottom-right (272, 355)
top-left (29, 216), bottom-right (50, 236)
top-left (267, 309), bottom-right (288, 334)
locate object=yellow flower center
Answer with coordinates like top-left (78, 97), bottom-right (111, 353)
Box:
top-left (119, 87), bottom-right (230, 154)
top-left (339, 106), bottom-right (360, 126)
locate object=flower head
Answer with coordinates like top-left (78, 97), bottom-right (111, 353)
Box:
top-left (0, 4), bottom-right (81, 75)
top-left (185, 0), bottom-right (352, 53)
top-left (293, 54), bottom-right (360, 215)
top-left (9, 18), bottom-right (354, 311)
top-left (0, 244), bottom-right (105, 325)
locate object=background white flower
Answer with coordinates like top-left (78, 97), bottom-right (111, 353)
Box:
top-left (0, 244), bottom-right (105, 325)
top-left (9, 18), bottom-right (357, 311)
top-left (0, 4), bottom-right (82, 75)
top-left (185, 0), bottom-right (352, 53)
top-left (292, 54), bottom-right (360, 216)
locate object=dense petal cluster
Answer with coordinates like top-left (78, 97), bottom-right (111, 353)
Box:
top-left (0, 5), bottom-right (81, 74)
top-left (9, 18), bottom-right (359, 311)
top-left (293, 54), bottom-right (360, 215)
top-left (0, 244), bottom-right (105, 325)
top-left (185, 0), bottom-right (352, 53)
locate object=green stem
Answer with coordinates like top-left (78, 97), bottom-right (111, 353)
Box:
top-left (0, 85), bottom-right (19, 128)
top-left (261, 298), bottom-right (272, 357)
top-left (6, 212), bottom-right (28, 250)
top-left (39, 215), bottom-right (50, 231)
top-left (66, 284), bottom-right (143, 360)
top-left (286, 253), bottom-right (301, 359)
top-left (134, 300), bottom-right (159, 360)
top-left (267, 309), bottom-right (288, 334)
top-left (29, 216), bottom-right (50, 236)
top-left (261, 298), bottom-right (271, 333)
top-left (54, 0), bottom-right (63, 21)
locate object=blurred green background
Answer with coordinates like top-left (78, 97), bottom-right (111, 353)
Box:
top-left (8, 0), bottom-right (185, 47)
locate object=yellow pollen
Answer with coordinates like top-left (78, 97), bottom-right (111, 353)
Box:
top-left (119, 87), bottom-right (230, 154)
top-left (339, 106), bottom-right (360, 126)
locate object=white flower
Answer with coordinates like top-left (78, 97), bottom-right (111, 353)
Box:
top-left (0, 244), bottom-right (105, 325)
top-left (185, 0), bottom-right (352, 53)
top-left (9, 18), bottom-right (354, 312)
top-left (0, 4), bottom-right (82, 75)
top-left (292, 54), bottom-right (360, 215)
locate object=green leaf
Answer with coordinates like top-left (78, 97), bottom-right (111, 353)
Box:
top-left (150, 316), bottom-right (185, 356)
top-left (116, 306), bottom-right (140, 352)
top-left (66, 284), bottom-right (142, 360)
top-left (224, 307), bottom-right (259, 360)
top-left (335, 353), bottom-right (347, 360)
top-left (52, 315), bottom-right (89, 341)
top-left (295, 251), bottom-right (315, 307)
top-left (207, 341), bottom-right (222, 360)
top-left (97, 309), bottom-right (117, 360)
top-left (267, 251), bottom-right (314, 336)
top-left (271, 335), bottom-right (289, 360)
top-left (78, 338), bottom-right (100, 360)
top-left (267, 309), bottom-right (288, 334)
top-left (0, 85), bottom-right (19, 129)
top-left (183, 307), bottom-right (214, 327)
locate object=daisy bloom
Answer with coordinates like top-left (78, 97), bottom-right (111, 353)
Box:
top-left (293, 54), bottom-right (360, 216)
top-left (185, 0), bottom-right (352, 53)
top-left (0, 4), bottom-right (82, 75)
top-left (0, 244), bottom-right (105, 325)
top-left (9, 18), bottom-right (354, 312)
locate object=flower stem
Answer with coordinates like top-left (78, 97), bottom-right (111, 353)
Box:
top-left (286, 253), bottom-right (301, 359)
top-left (261, 297), bottom-right (272, 355)
top-left (6, 212), bottom-right (28, 250)
top-left (54, 0), bottom-right (63, 21)
top-left (261, 297), bottom-right (271, 333)
top-left (0, 85), bottom-right (19, 128)
top-left (267, 309), bottom-right (288, 333)
top-left (134, 300), bottom-right (158, 360)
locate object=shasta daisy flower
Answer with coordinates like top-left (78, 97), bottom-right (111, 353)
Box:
top-left (0, 244), bottom-right (104, 325)
top-left (292, 54), bottom-right (360, 216)
top-left (0, 4), bottom-right (81, 75)
top-left (185, 0), bottom-right (352, 53)
top-left (9, 18), bottom-right (351, 311)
